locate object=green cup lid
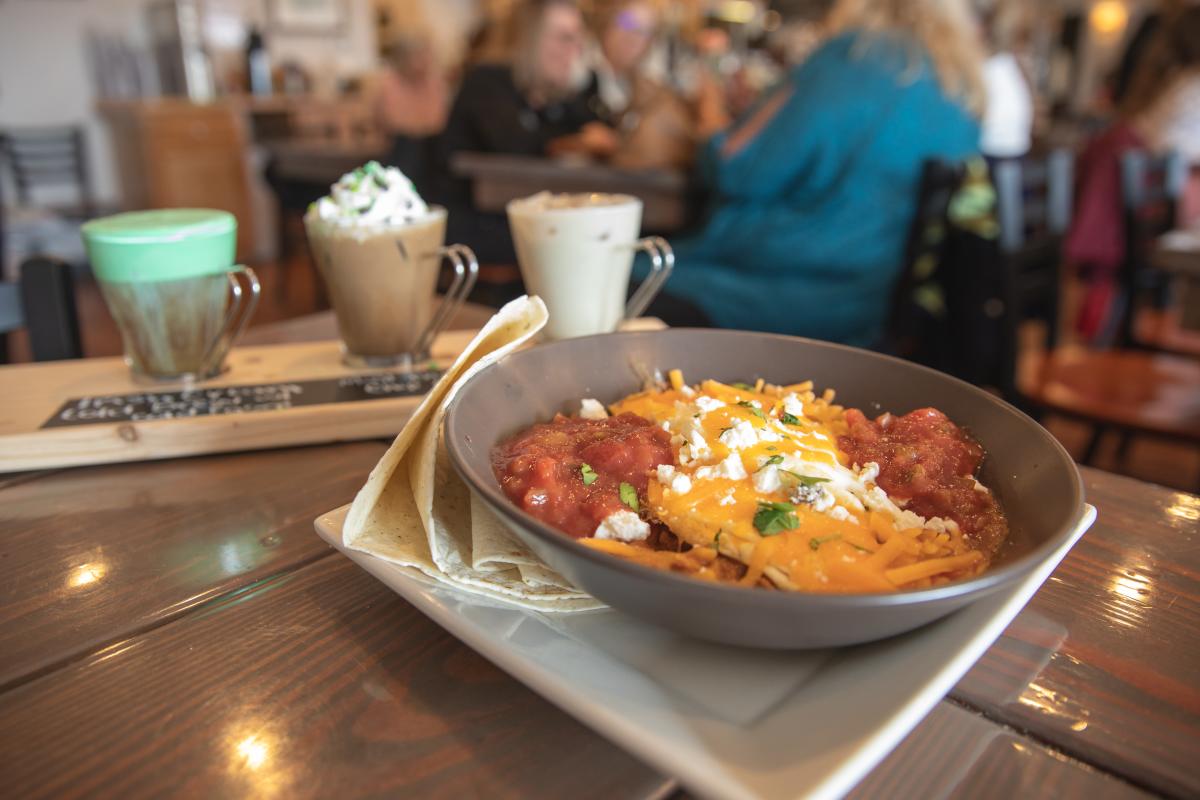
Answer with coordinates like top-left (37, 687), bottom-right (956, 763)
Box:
top-left (82, 208), bottom-right (236, 243)
top-left (82, 209), bottom-right (237, 283)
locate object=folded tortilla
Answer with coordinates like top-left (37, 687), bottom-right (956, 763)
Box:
top-left (343, 296), bottom-right (603, 611)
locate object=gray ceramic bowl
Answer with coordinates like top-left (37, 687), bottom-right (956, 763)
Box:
top-left (444, 330), bottom-right (1085, 649)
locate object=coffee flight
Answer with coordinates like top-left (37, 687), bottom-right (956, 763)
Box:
top-left (82, 161), bottom-right (674, 383)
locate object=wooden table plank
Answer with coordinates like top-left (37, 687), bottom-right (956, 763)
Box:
top-left (0, 441), bottom-right (385, 689)
top-left (0, 555), bottom-right (671, 800)
top-left (950, 469), bottom-right (1200, 798)
top-left (849, 701), bottom-right (1152, 800)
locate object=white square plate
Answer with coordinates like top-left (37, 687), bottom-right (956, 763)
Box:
top-left (316, 504), bottom-right (1096, 800)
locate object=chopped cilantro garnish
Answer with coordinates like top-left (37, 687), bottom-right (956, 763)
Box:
top-left (780, 469), bottom-right (829, 487)
top-left (766, 445), bottom-right (778, 452)
top-left (580, 463), bottom-right (598, 486)
top-left (736, 400), bottom-right (766, 420)
top-left (731, 382), bottom-right (753, 391)
top-left (753, 501), bottom-right (798, 536)
top-left (757, 455), bottom-right (784, 471)
top-left (619, 482), bottom-right (639, 512)
top-left (849, 542), bottom-right (874, 553)
top-left (780, 412), bottom-right (802, 426)
top-left (809, 534), bottom-right (842, 551)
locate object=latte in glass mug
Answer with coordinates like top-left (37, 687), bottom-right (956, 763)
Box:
top-left (507, 192), bottom-right (673, 341)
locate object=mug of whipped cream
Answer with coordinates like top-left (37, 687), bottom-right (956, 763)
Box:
top-left (304, 162), bottom-right (478, 368)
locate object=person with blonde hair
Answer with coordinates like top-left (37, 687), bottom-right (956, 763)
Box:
top-left (643, 0), bottom-right (983, 344)
top-left (431, 0), bottom-right (600, 263)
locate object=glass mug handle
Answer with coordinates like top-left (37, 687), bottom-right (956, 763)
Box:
top-left (414, 244), bottom-right (479, 359)
top-left (625, 237), bottom-right (674, 320)
top-left (199, 266), bottom-right (261, 377)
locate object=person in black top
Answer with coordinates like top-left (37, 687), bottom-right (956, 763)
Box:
top-left (430, 0), bottom-right (604, 264)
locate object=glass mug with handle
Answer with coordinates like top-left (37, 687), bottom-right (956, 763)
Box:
top-left (304, 206), bottom-right (479, 368)
top-left (507, 192), bottom-right (674, 340)
top-left (81, 209), bottom-right (260, 382)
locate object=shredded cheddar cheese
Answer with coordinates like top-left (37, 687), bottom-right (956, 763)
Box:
top-left (594, 372), bottom-right (989, 592)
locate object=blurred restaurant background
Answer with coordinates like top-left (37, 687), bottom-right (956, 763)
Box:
top-left (1, 0), bottom-right (1197, 490)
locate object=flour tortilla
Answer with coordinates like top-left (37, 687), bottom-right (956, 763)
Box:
top-left (343, 296), bottom-right (602, 611)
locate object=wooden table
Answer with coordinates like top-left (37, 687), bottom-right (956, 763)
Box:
top-left (451, 152), bottom-right (691, 234)
top-left (1, 317), bottom-right (1197, 799)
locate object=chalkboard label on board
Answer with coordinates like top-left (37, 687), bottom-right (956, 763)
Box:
top-left (40, 370), bottom-right (443, 429)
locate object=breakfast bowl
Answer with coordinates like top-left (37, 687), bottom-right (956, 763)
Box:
top-left (443, 329), bottom-right (1085, 648)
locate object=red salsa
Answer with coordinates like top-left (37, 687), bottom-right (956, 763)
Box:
top-left (839, 407), bottom-right (1008, 555)
top-left (492, 412), bottom-right (674, 538)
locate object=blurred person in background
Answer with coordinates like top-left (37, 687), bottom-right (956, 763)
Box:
top-left (1066, 6), bottom-right (1200, 342)
top-left (979, 0), bottom-right (1034, 158)
top-left (639, 0), bottom-right (984, 346)
top-left (431, 0), bottom-right (599, 263)
top-left (374, 36), bottom-right (449, 188)
top-left (552, 0), bottom-right (696, 169)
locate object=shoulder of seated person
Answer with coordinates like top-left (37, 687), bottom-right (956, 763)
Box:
top-left (462, 63), bottom-right (517, 90)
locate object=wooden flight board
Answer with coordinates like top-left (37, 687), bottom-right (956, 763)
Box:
top-left (0, 331), bottom-right (480, 473)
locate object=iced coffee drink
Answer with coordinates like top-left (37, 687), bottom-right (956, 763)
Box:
top-left (305, 162), bottom-right (476, 367)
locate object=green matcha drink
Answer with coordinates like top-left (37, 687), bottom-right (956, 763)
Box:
top-left (81, 209), bottom-right (259, 381)
top-left (304, 162), bottom-right (477, 368)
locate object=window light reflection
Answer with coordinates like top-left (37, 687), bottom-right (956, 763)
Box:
top-left (68, 562), bottom-right (108, 588)
top-left (236, 735), bottom-right (270, 770)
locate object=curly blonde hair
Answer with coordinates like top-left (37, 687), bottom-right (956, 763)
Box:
top-left (826, 0), bottom-right (986, 117)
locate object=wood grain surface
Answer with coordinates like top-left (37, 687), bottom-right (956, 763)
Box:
top-left (0, 442), bottom-right (384, 689)
top-left (0, 555), bottom-right (672, 800)
top-left (949, 471), bottom-right (1200, 798)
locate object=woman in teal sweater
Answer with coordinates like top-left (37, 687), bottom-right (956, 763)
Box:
top-left (657, 0), bottom-right (984, 347)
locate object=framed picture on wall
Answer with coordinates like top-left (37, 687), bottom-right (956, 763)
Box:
top-left (269, 0), bottom-right (347, 35)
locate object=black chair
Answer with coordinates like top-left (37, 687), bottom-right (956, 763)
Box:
top-left (0, 256), bottom-right (83, 363)
top-left (1116, 149), bottom-right (1186, 348)
top-left (0, 126), bottom-right (96, 218)
top-left (886, 159), bottom-right (966, 369)
top-left (988, 149), bottom-right (1073, 403)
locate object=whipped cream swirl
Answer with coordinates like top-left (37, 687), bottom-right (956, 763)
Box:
top-left (309, 161), bottom-right (430, 228)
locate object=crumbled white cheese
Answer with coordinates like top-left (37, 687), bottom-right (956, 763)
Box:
top-left (593, 510), bottom-right (650, 542)
top-left (694, 395), bottom-right (726, 414)
top-left (782, 393), bottom-right (806, 418)
top-left (972, 478), bottom-right (989, 494)
top-left (686, 428), bottom-right (711, 461)
top-left (655, 464), bottom-right (692, 495)
top-left (712, 452), bottom-right (747, 481)
top-left (753, 464), bottom-right (782, 493)
top-left (718, 489), bottom-right (737, 506)
top-left (827, 505), bottom-right (853, 522)
top-left (719, 419), bottom-right (759, 450)
top-left (858, 462), bottom-right (880, 483)
top-left (811, 487), bottom-right (835, 512)
top-left (680, 385), bottom-right (696, 398)
top-left (579, 398), bottom-right (608, 420)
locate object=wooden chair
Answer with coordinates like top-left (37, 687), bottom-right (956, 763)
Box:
top-left (990, 152), bottom-right (1200, 480)
top-left (0, 126), bottom-right (95, 218)
top-left (0, 256), bottom-right (84, 363)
